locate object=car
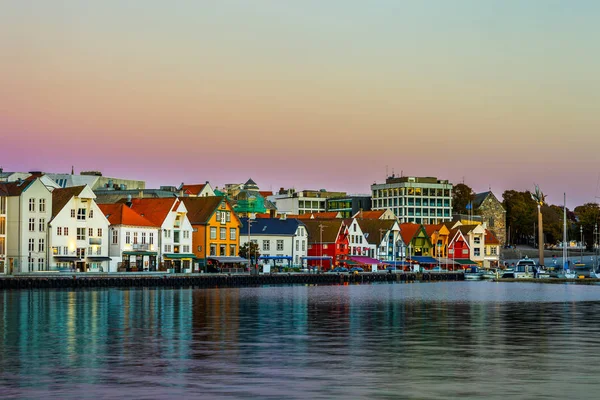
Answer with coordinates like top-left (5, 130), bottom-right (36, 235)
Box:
top-left (331, 267), bottom-right (348, 273)
top-left (349, 267), bottom-right (364, 273)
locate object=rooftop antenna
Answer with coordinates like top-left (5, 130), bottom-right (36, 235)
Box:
top-left (392, 168), bottom-right (395, 177)
top-left (386, 165), bottom-right (389, 178)
top-left (401, 170), bottom-right (403, 177)
top-left (71, 166), bottom-right (74, 175)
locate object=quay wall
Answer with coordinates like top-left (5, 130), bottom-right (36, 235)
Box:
top-left (0, 272), bottom-right (464, 290)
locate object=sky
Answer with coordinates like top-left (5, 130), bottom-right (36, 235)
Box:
top-left (1, 0), bottom-right (599, 208)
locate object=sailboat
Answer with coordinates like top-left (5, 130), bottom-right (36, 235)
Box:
top-left (561, 193), bottom-right (577, 279)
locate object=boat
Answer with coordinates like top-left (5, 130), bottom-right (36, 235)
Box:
top-left (559, 193), bottom-right (578, 280)
top-left (481, 268), bottom-right (499, 280)
top-left (464, 266), bottom-right (483, 280)
top-left (501, 257), bottom-right (535, 279)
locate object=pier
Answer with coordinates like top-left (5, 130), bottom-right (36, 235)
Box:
top-left (0, 272), bottom-right (465, 290)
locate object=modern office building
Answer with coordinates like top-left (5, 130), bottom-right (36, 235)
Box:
top-left (326, 195), bottom-right (371, 218)
top-left (371, 176), bottom-right (453, 224)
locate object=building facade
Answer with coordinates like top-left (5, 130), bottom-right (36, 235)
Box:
top-left (269, 188), bottom-right (347, 215)
top-left (326, 195), bottom-right (371, 218)
top-left (49, 186), bottom-right (111, 272)
top-left (371, 176), bottom-right (453, 224)
top-left (473, 191), bottom-right (506, 246)
top-left (303, 219), bottom-right (349, 269)
top-left (0, 194), bottom-right (7, 273)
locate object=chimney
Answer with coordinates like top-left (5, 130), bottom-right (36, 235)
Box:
top-left (126, 195), bottom-right (132, 208)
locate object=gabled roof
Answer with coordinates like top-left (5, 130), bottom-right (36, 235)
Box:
top-left (399, 223), bottom-right (424, 244)
top-left (181, 184), bottom-right (206, 196)
top-left (293, 212), bottom-right (342, 220)
top-left (424, 223), bottom-right (443, 237)
top-left (0, 178), bottom-right (36, 196)
top-left (302, 219), bottom-right (346, 244)
top-left (456, 224), bottom-right (484, 236)
top-left (449, 228), bottom-right (469, 247)
top-left (356, 219), bottom-right (397, 245)
top-left (121, 198), bottom-right (181, 227)
top-left (352, 210), bottom-right (384, 219)
top-left (98, 203), bottom-right (158, 227)
top-left (473, 191), bottom-right (504, 211)
top-left (259, 191), bottom-right (273, 198)
top-left (51, 186), bottom-right (86, 218)
top-left (181, 196), bottom-right (226, 225)
top-left (239, 218), bottom-right (304, 236)
top-left (485, 230), bottom-right (500, 245)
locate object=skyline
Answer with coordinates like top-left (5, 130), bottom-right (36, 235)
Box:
top-left (2, 1), bottom-right (599, 208)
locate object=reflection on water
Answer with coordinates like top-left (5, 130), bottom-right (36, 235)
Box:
top-left (2, 282), bottom-right (600, 399)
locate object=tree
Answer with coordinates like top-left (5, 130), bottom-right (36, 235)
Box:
top-left (574, 203), bottom-right (600, 250)
top-left (541, 204), bottom-right (563, 245)
top-left (238, 242), bottom-right (261, 264)
top-left (452, 183), bottom-right (475, 215)
top-left (503, 190), bottom-right (537, 245)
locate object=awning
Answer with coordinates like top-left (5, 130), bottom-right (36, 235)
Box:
top-left (409, 256), bottom-right (438, 264)
top-left (259, 255), bottom-right (293, 260)
top-left (343, 260), bottom-right (360, 265)
top-left (207, 256), bottom-right (249, 264)
top-left (164, 253), bottom-right (196, 260)
top-left (86, 256), bottom-right (112, 261)
top-left (348, 256), bottom-right (384, 265)
top-left (454, 259), bottom-right (478, 265)
top-left (301, 256), bottom-right (332, 260)
top-left (123, 251), bottom-right (158, 256)
top-left (381, 260), bottom-right (412, 267)
top-left (53, 256), bottom-right (81, 261)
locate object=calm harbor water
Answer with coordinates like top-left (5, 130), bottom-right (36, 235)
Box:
top-left (2, 282), bottom-right (600, 399)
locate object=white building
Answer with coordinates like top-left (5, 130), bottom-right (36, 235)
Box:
top-left (456, 224), bottom-right (487, 266)
top-left (49, 185), bottom-right (111, 272)
top-left (98, 203), bottom-right (160, 272)
top-left (239, 217), bottom-right (308, 267)
top-left (356, 219), bottom-right (403, 261)
top-left (346, 218), bottom-right (375, 257)
top-left (371, 176), bottom-right (453, 224)
top-left (126, 198), bottom-right (194, 273)
top-left (0, 178), bottom-right (53, 273)
top-left (268, 188), bottom-right (347, 215)
top-left (179, 182), bottom-right (216, 197)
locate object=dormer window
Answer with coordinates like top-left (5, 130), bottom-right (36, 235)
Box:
top-left (77, 208), bottom-right (86, 220)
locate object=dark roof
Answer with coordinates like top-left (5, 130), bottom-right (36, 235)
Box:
top-left (355, 219), bottom-right (396, 245)
top-left (93, 189), bottom-right (177, 204)
top-left (239, 218), bottom-right (304, 236)
top-left (0, 178), bottom-right (36, 196)
top-left (472, 192), bottom-right (490, 209)
top-left (180, 184), bottom-right (206, 196)
top-left (52, 186), bottom-right (86, 218)
top-left (302, 219), bottom-right (346, 244)
top-left (181, 196), bottom-right (225, 225)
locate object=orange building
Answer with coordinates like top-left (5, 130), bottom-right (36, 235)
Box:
top-left (181, 196), bottom-right (242, 269)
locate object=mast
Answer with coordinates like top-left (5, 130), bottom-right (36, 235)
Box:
top-left (563, 193), bottom-right (567, 271)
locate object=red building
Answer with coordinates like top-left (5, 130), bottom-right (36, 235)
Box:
top-left (448, 228), bottom-right (473, 269)
top-left (303, 219), bottom-right (349, 270)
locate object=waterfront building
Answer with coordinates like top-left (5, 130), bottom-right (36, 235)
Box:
top-left (98, 203), bottom-right (160, 272)
top-left (49, 186), bottom-right (111, 272)
top-left (455, 224), bottom-right (487, 266)
top-left (424, 224), bottom-right (451, 258)
top-left (472, 191), bottom-right (507, 246)
top-left (0, 178), bottom-right (53, 273)
top-left (326, 195), bottom-right (372, 218)
top-left (303, 219), bottom-right (349, 269)
top-left (484, 230), bottom-right (501, 268)
top-left (448, 228), bottom-right (472, 266)
top-left (345, 218), bottom-right (373, 257)
top-left (0, 192), bottom-right (6, 273)
top-left (125, 198), bottom-right (194, 273)
top-left (371, 176), bottom-right (453, 224)
top-left (268, 188), bottom-right (347, 216)
top-left (239, 217), bottom-right (307, 267)
top-left (355, 218), bottom-right (402, 261)
top-left (179, 182), bottom-right (216, 197)
top-left (181, 196), bottom-right (242, 270)
top-left (400, 223), bottom-right (433, 257)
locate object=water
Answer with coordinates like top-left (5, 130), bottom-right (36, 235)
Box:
top-left (2, 282), bottom-right (600, 399)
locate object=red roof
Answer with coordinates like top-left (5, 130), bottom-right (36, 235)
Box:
top-left (485, 230), bottom-right (500, 245)
top-left (98, 203), bottom-right (158, 227)
top-left (295, 212), bottom-right (341, 220)
top-left (399, 223), bottom-right (422, 244)
top-left (181, 184), bottom-right (206, 196)
top-left (120, 198), bottom-right (180, 227)
top-left (424, 224), bottom-right (443, 237)
top-left (355, 210), bottom-right (385, 219)
top-left (258, 191), bottom-right (273, 198)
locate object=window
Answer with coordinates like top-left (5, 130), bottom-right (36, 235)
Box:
top-left (39, 199), bottom-right (46, 213)
top-left (38, 239), bottom-right (45, 252)
top-left (210, 244), bottom-right (216, 256)
top-left (77, 228), bottom-right (86, 241)
top-left (29, 238), bottom-right (35, 252)
top-left (76, 248), bottom-right (85, 258)
top-left (219, 244), bottom-right (226, 255)
top-left (230, 244), bottom-right (236, 257)
top-left (63, 246), bottom-right (68, 255)
top-left (277, 240), bottom-right (284, 251)
top-left (164, 230), bottom-right (170, 238)
top-left (89, 209), bottom-right (94, 218)
top-left (474, 237), bottom-right (481, 244)
top-left (220, 212), bottom-right (226, 224)
top-left (165, 244), bottom-right (171, 252)
top-left (210, 227), bottom-right (217, 240)
top-left (125, 232), bottom-right (131, 244)
top-left (29, 198), bottom-right (35, 212)
top-left (77, 208), bottom-right (86, 220)
top-left (88, 246), bottom-right (93, 256)
top-left (302, 241), bottom-right (305, 251)
top-left (29, 218), bottom-right (35, 232)
top-left (71, 209), bottom-right (76, 218)
top-left (55, 247), bottom-right (61, 255)
top-left (89, 228), bottom-right (94, 238)
top-left (57, 226), bottom-right (62, 236)
top-left (28, 258), bottom-right (34, 272)
top-left (133, 232), bottom-right (138, 244)
top-left (229, 228), bottom-right (236, 240)
top-left (183, 245), bottom-right (190, 253)
top-left (220, 227), bottom-right (226, 240)
top-left (141, 232), bottom-right (146, 244)
top-left (149, 232), bottom-right (154, 245)
top-left (38, 218), bottom-right (45, 232)
top-left (263, 240), bottom-right (270, 251)
top-left (296, 240), bottom-right (299, 251)
top-left (183, 230), bottom-right (190, 239)
top-left (96, 247), bottom-right (101, 255)
top-left (112, 230), bottom-right (118, 244)
top-left (474, 248), bottom-right (481, 257)
top-left (491, 247), bottom-right (497, 255)
top-left (64, 227), bottom-right (69, 236)
top-left (97, 228), bottom-right (102, 237)
top-left (226, 212), bottom-right (231, 222)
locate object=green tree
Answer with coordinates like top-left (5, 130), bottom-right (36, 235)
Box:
top-left (452, 183), bottom-right (475, 215)
top-left (541, 204), bottom-right (563, 246)
top-left (503, 190), bottom-right (537, 244)
top-left (238, 242), bottom-right (261, 264)
top-left (574, 203), bottom-right (600, 250)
